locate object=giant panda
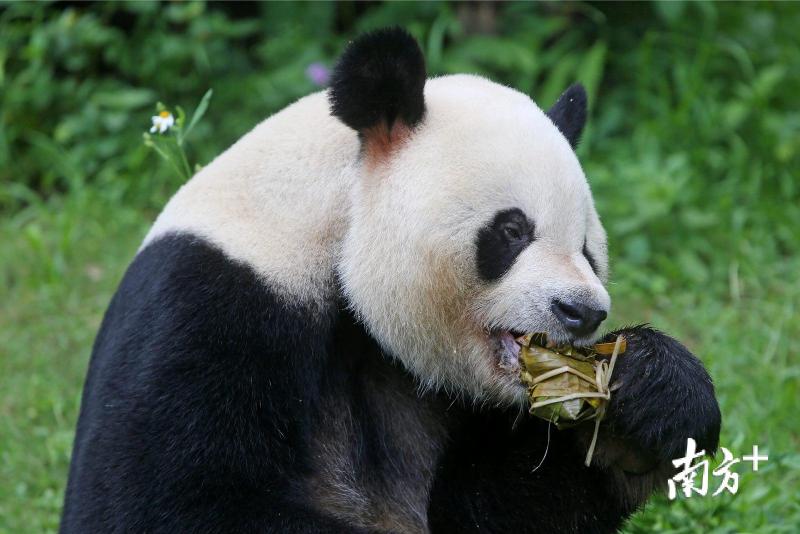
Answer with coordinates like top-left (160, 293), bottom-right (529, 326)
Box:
top-left (61, 28), bottom-right (721, 533)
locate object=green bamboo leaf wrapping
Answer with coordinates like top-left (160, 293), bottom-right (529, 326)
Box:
top-left (519, 334), bottom-right (625, 429)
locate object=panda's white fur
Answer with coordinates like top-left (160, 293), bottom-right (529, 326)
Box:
top-left (145, 74), bottom-right (609, 406)
top-left (144, 91), bottom-right (359, 306)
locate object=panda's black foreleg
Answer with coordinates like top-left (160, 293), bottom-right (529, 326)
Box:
top-left (427, 325), bottom-right (721, 533)
top-left (427, 412), bottom-right (634, 533)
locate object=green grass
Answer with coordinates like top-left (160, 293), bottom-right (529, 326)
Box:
top-left (2, 2), bottom-right (799, 532)
top-left (0, 189), bottom-right (150, 532)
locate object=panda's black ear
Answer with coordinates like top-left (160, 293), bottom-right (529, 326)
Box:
top-left (329, 27), bottom-right (426, 143)
top-left (546, 84), bottom-right (587, 149)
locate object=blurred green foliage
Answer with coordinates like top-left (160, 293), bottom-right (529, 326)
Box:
top-left (1, 1), bottom-right (798, 532)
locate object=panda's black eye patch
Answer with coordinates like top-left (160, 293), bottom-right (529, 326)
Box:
top-left (476, 208), bottom-right (535, 281)
top-left (582, 242), bottom-right (598, 275)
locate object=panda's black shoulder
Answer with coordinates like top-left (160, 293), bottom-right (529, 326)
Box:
top-left (84, 232), bottom-right (335, 426)
top-left (63, 234), bottom-right (335, 530)
top-left (93, 233), bottom-right (333, 378)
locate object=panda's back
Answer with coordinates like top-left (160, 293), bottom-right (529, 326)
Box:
top-left (144, 91), bottom-right (359, 304)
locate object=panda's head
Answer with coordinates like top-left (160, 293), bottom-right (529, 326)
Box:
top-left (333, 28), bottom-right (609, 406)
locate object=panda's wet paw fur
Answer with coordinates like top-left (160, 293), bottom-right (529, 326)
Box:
top-left (598, 325), bottom-right (721, 464)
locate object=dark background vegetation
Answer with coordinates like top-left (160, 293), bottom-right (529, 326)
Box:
top-left (1, 1), bottom-right (798, 532)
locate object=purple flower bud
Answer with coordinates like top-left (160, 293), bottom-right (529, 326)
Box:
top-left (305, 62), bottom-right (331, 87)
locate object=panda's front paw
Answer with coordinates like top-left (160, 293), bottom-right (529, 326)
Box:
top-left (599, 326), bottom-right (721, 465)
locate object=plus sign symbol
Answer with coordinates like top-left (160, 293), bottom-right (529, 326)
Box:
top-left (742, 445), bottom-right (769, 471)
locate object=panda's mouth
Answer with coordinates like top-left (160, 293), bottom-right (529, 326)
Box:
top-left (492, 329), bottom-right (526, 372)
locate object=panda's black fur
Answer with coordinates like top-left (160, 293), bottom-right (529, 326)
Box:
top-left (329, 27), bottom-right (427, 132)
top-left (61, 28), bottom-right (721, 533)
top-left (546, 84), bottom-right (588, 149)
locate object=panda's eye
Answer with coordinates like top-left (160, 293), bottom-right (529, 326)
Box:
top-left (503, 225), bottom-right (523, 241)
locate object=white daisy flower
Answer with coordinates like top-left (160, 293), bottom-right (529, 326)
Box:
top-left (150, 110), bottom-right (175, 134)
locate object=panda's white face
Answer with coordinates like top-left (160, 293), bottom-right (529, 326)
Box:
top-left (339, 75), bottom-right (610, 405)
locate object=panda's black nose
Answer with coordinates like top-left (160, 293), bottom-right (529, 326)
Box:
top-left (551, 299), bottom-right (607, 339)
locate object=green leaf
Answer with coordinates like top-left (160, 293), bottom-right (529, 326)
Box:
top-left (90, 87), bottom-right (155, 110)
top-left (143, 132), bottom-right (191, 181)
top-left (180, 89), bottom-right (213, 146)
